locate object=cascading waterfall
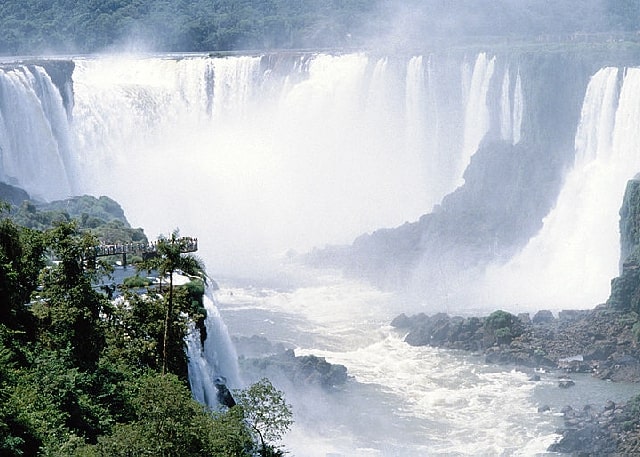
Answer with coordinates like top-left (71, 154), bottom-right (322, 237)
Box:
top-left (460, 52), bottom-right (496, 184)
top-left (6, 51), bottom-right (634, 311)
top-left (65, 53), bottom-right (490, 276)
top-left (5, 50), bottom-right (640, 454)
top-left (512, 70), bottom-right (524, 145)
top-left (479, 66), bottom-right (625, 308)
top-left (187, 288), bottom-right (241, 409)
top-left (500, 67), bottom-right (513, 143)
top-left (499, 67), bottom-right (524, 145)
top-left (0, 65), bottom-right (74, 199)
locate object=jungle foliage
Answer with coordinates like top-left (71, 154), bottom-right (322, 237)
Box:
top-left (0, 202), bottom-right (292, 456)
top-left (1, 0), bottom-right (638, 56)
top-left (0, 0), bottom-right (375, 54)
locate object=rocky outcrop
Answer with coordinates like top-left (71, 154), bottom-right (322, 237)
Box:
top-left (392, 308), bottom-right (640, 454)
top-left (393, 307), bottom-right (640, 382)
top-left (0, 182), bottom-right (30, 206)
top-left (240, 347), bottom-right (348, 390)
top-left (549, 397), bottom-right (640, 456)
top-left (609, 177), bottom-right (640, 313)
top-left (232, 335), bottom-right (290, 358)
top-left (305, 52), bottom-right (601, 291)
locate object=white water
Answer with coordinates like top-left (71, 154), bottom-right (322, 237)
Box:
top-left (64, 53), bottom-right (483, 277)
top-left (0, 65), bottom-right (74, 199)
top-left (187, 289), bottom-right (241, 409)
top-left (477, 66), bottom-right (640, 310)
top-left (500, 67), bottom-right (524, 146)
top-left (214, 273), bottom-right (639, 456)
top-left (2, 53), bottom-right (639, 454)
top-left (460, 53), bottom-right (495, 184)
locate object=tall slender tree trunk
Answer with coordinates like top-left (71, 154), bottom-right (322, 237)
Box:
top-left (161, 272), bottom-right (173, 376)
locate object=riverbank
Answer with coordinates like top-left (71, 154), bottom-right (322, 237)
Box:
top-left (391, 305), bottom-right (640, 454)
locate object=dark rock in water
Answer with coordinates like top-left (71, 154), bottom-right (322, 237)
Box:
top-left (558, 378), bottom-right (575, 388)
top-left (529, 374), bottom-right (541, 382)
top-left (400, 312), bottom-right (485, 351)
top-left (537, 404), bottom-right (550, 413)
top-left (548, 396), bottom-right (640, 456)
top-left (240, 348), bottom-right (348, 390)
top-left (214, 376), bottom-right (236, 408)
top-left (390, 312), bottom-right (415, 329)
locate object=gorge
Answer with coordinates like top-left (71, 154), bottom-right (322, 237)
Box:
top-left (4, 45), bottom-right (640, 454)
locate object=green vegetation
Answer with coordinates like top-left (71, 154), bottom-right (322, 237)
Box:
top-left (10, 196), bottom-right (147, 245)
top-left (0, 0), bottom-right (376, 55)
top-left (484, 310), bottom-right (524, 345)
top-left (0, 0), bottom-right (637, 55)
top-left (0, 202), bottom-right (293, 455)
top-left (235, 378), bottom-right (293, 456)
top-left (139, 230), bottom-right (206, 375)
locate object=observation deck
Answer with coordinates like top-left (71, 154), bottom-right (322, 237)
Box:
top-left (91, 237), bottom-right (198, 265)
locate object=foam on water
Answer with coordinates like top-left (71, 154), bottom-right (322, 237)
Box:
top-left (215, 274), bottom-right (567, 456)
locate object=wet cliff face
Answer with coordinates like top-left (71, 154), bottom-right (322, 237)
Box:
top-left (608, 178), bottom-right (640, 312)
top-left (619, 178), bottom-right (640, 270)
top-left (306, 50), bottom-right (597, 288)
top-left (306, 46), bottom-right (640, 305)
top-left (1, 60), bottom-right (75, 114)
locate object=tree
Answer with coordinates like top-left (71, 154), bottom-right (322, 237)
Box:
top-left (31, 221), bottom-right (109, 369)
top-left (235, 378), bottom-right (293, 456)
top-left (86, 373), bottom-right (254, 457)
top-left (0, 203), bottom-right (46, 334)
top-left (139, 230), bottom-right (206, 375)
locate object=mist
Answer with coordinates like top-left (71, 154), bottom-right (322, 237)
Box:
top-left (365, 0), bottom-right (611, 42)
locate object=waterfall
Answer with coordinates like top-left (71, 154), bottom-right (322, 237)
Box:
top-left (405, 55), bottom-right (427, 152)
top-left (187, 288), bottom-right (241, 409)
top-left (512, 70), bottom-right (523, 145)
top-left (210, 56), bottom-right (262, 123)
top-left (500, 67), bottom-right (512, 143)
top-left (480, 67), bottom-right (624, 308)
top-left (64, 53), bottom-right (484, 276)
top-left (499, 66), bottom-right (524, 146)
top-left (11, 51), bottom-right (627, 312)
top-left (0, 65), bottom-right (74, 199)
top-left (460, 53), bottom-right (496, 183)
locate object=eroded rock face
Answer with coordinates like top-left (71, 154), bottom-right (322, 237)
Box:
top-left (392, 307), bottom-right (640, 382)
top-left (609, 177), bottom-right (640, 313)
top-left (239, 345), bottom-right (348, 390)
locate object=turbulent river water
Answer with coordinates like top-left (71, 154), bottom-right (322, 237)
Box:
top-left (213, 271), bottom-right (639, 456)
top-left (2, 51), bottom-right (640, 455)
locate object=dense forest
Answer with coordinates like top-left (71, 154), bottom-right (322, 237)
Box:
top-left (0, 0), bottom-right (639, 55)
top-left (0, 194), bottom-right (291, 456)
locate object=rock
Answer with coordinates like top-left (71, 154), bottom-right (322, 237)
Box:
top-left (390, 313), bottom-right (413, 329)
top-left (214, 376), bottom-right (236, 408)
top-left (517, 313), bottom-right (531, 324)
top-left (558, 309), bottom-right (589, 321)
top-left (240, 349), bottom-right (349, 390)
top-left (538, 405), bottom-right (550, 413)
top-left (558, 379), bottom-right (575, 388)
top-left (532, 310), bottom-right (555, 324)
top-left (232, 335), bottom-right (289, 358)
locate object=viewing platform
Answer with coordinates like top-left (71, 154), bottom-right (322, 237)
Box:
top-left (91, 237), bottom-right (198, 265)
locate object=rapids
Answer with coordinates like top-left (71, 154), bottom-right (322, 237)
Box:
top-left (1, 51), bottom-right (640, 454)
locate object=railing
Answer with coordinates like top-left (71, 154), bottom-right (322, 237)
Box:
top-left (92, 237), bottom-right (198, 258)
